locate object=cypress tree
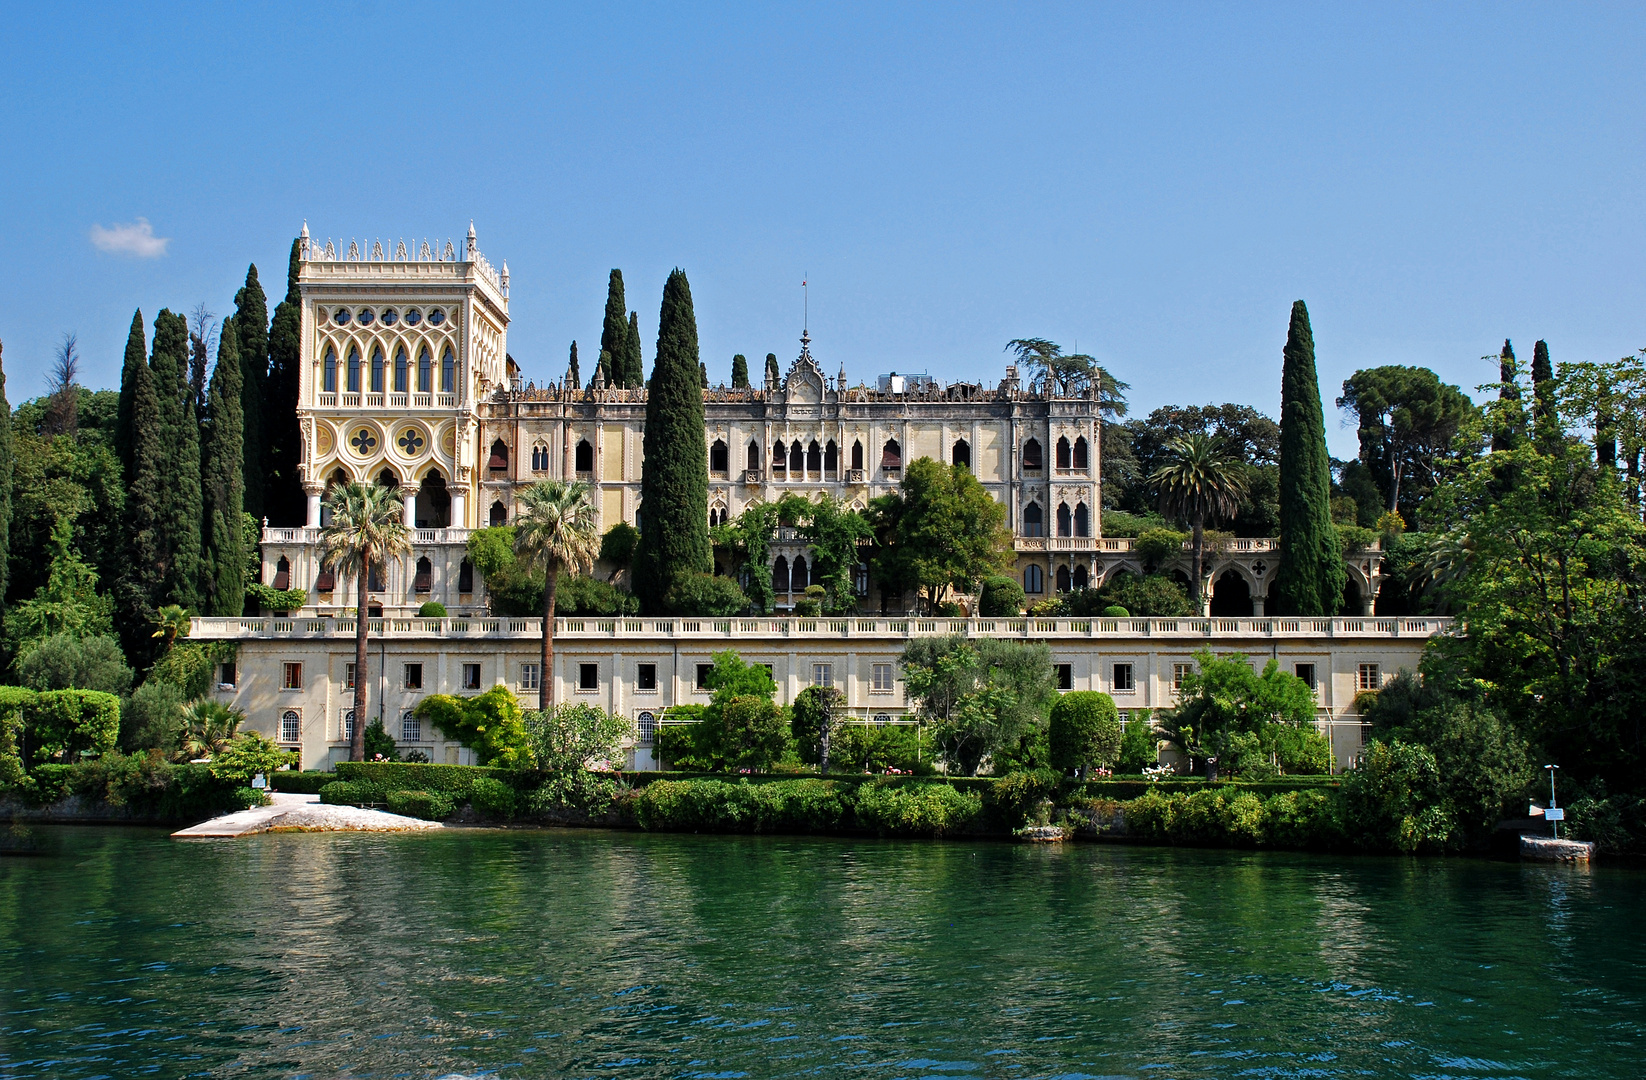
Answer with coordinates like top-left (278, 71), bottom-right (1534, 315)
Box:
top-left (151, 310), bottom-right (202, 611)
top-left (118, 340), bottom-right (165, 655)
top-left (600, 270), bottom-right (629, 386)
top-left (113, 309), bottom-right (146, 476)
top-left (1492, 339), bottom-right (1523, 454)
top-left (731, 353), bottom-right (749, 388)
top-left (1274, 301), bottom-right (1346, 616)
top-left (624, 311), bottom-right (644, 388)
top-left (765, 352), bottom-right (781, 387)
top-left (701, 361), bottom-right (709, 388)
top-left (596, 350), bottom-right (612, 387)
top-left (265, 239), bottom-right (304, 525)
top-left (566, 341), bottom-right (581, 389)
top-left (202, 315), bottom-right (246, 615)
top-left (0, 341), bottom-right (12, 610)
top-left (634, 269), bottom-right (711, 612)
top-left (1531, 339), bottom-right (1559, 445)
top-left (234, 266), bottom-right (269, 518)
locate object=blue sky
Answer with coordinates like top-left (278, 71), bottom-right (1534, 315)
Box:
top-left (2, 2), bottom-right (1641, 457)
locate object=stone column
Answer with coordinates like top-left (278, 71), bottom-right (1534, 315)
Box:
top-left (401, 485), bottom-right (420, 528)
top-left (1252, 594), bottom-right (1266, 617)
top-left (304, 482), bottom-right (324, 527)
top-left (451, 489), bottom-right (467, 530)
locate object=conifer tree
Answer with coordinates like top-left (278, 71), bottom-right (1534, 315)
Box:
top-left (265, 239), bottom-right (304, 525)
top-left (1531, 339), bottom-right (1557, 434)
top-left (596, 350), bottom-right (612, 387)
top-left (150, 310), bottom-right (202, 611)
top-left (1492, 339), bottom-right (1523, 454)
top-left (633, 269), bottom-right (711, 612)
top-left (113, 309), bottom-right (146, 476)
top-left (202, 315), bottom-right (246, 615)
top-left (624, 311), bottom-right (644, 387)
top-left (234, 266), bottom-right (269, 518)
top-left (766, 352), bottom-right (781, 387)
top-left (117, 337), bottom-right (165, 656)
top-left (731, 353), bottom-right (749, 388)
top-left (0, 341), bottom-right (12, 610)
top-left (701, 361), bottom-right (709, 388)
top-left (566, 341), bottom-right (581, 389)
top-left (1274, 301), bottom-right (1345, 616)
top-left (600, 270), bottom-right (629, 386)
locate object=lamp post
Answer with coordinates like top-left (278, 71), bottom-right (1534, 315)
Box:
top-left (1544, 764), bottom-right (1561, 840)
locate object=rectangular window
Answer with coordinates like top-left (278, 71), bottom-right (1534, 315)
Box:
top-left (1055, 663), bottom-right (1073, 691)
top-left (579, 663), bottom-right (599, 691)
top-left (280, 709), bottom-right (301, 742)
top-left (1172, 663), bottom-right (1193, 691)
top-left (761, 663), bottom-right (775, 679)
top-left (1357, 663), bottom-right (1381, 691)
top-left (404, 663), bottom-right (423, 690)
top-left (871, 663), bottom-right (895, 693)
top-left (696, 663), bottom-right (714, 690)
top-left (1295, 663), bottom-right (1318, 691)
top-left (1113, 662), bottom-right (1135, 692)
top-left (401, 711), bottom-right (421, 743)
top-left (812, 663), bottom-right (833, 688)
top-left (461, 662), bottom-right (482, 691)
top-left (520, 663), bottom-right (540, 691)
top-left (636, 663), bottom-right (658, 692)
top-left (218, 661), bottom-right (237, 688)
top-left (345, 663), bottom-right (356, 690)
top-left (281, 662), bottom-right (303, 691)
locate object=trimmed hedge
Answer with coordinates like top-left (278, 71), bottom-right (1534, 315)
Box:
top-left (387, 789), bottom-right (454, 820)
top-left (469, 776), bottom-right (517, 819)
top-left (854, 780), bottom-right (982, 837)
top-left (333, 761), bottom-right (507, 795)
top-left (1104, 787), bottom-right (1344, 849)
top-left (268, 771), bottom-right (334, 794)
top-left (319, 780), bottom-right (387, 806)
top-left (633, 778), bottom-right (851, 833)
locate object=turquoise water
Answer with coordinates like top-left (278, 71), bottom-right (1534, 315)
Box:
top-left (0, 827), bottom-right (1640, 1079)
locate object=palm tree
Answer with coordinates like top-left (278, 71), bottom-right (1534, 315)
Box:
top-left (180, 699), bottom-right (245, 761)
top-left (513, 480), bottom-right (601, 711)
top-left (1150, 433), bottom-right (1249, 614)
top-left (321, 481), bottom-right (410, 760)
top-left (151, 604), bottom-right (191, 651)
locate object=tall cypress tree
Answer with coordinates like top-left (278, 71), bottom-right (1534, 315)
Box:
top-left (234, 266), bottom-right (269, 518)
top-left (0, 341), bottom-right (12, 611)
top-left (1274, 301), bottom-right (1345, 616)
top-left (624, 311), bottom-right (644, 387)
top-left (117, 341), bottom-right (165, 658)
top-left (731, 353), bottom-right (749, 388)
top-left (202, 315), bottom-right (246, 615)
top-left (151, 310), bottom-right (202, 611)
top-left (1531, 339), bottom-right (1558, 435)
top-left (600, 270), bottom-right (630, 386)
top-left (1492, 339), bottom-right (1523, 454)
top-left (596, 350), bottom-right (612, 387)
top-left (566, 341), bottom-right (581, 389)
top-left (634, 269), bottom-right (711, 612)
top-left (113, 309), bottom-right (146, 477)
top-left (701, 361), bottom-right (709, 388)
top-left (265, 239), bottom-right (304, 526)
top-left (765, 352), bottom-right (781, 387)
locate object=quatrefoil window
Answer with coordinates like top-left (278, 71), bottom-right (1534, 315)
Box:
top-left (350, 428), bottom-right (378, 455)
top-left (397, 429), bottom-right (425, 456)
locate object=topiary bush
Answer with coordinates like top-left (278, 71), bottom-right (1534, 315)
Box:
top-left (977, 575), bottom-right (1025, 617)
top-left (1048, 692), bottom-right (1121, 778)
top-left (468, 776), bottom-right (517, 819)
top-left (387, 789), bottom-right (454, 821)
top-left (1102, 604), bottom-right (1130, 618)
top-left (417, 601), bottom-right (448, 618)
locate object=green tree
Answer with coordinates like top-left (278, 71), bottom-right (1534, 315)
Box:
top-left (598, 521), bottom-right (639, 581)
top-left (700, 361), bottom-right (709, 388)
top-left (1491, 338), bottom-right (1524, 455)
top-left (600, 269), bottom-right (630, 386)
top-left (320, 481), bottom-right (410, 760)
top-left (513, 480), bottom-right (601, 711)
top-left (791, 684), bottom-right (845, 771)
top-left (977, 575), bottom-right (1024, 616)
top-left (1049, 691), bottom-right (1122, 778)
top-left (416, 686), bottom-right (530, 768)
top-left (201, 315), bottom-right (245, 615)
top-left (264, 239), bottom-right (304, 526)
top-left (1341, 739), bottom-right (1453, 853)
top-left (24, 689), bottom-right (120, 765)
top-left (870, 458), bottom-right (1012, 613)
top-left (625, 312), bottom-right (644, 388)
top-left (1117, 710), bottom-right (1158, 773)
top-left (1274, 301), bottom-right (1346, 615)
top-left (765, 353), bottom-right (780, 387)
top-left (1005, 338), bottom-right (1129, 417)
top-left (114, 331), bottom-right (165, 657)
top-left (712, 499), bottom-right (791, 615)
top-left (798, 494), bottom-right (874, 614)
top-left (17, 634), bottom-right (132, 695)
top-left (731, 353), bottom-right (749, 389)
top-left (595, 350), bottom-right (612, 387)
top-left (1531, 339), bottom-right (1556, 430)
top-left (5, 517), bottom-right (115, 647)
top-left (566, 340), bottom-right (581, 390)
top-left (1336, 365), bottom-right (1474, 521)
top-left (1152, 649), bottom-right (1317, 779)
top-left (0, 341), bottom-right (11, 614)
top-left (234, 266), bottom-right (269, 518)
top-left (113, 309), bottom-right (146, 477)
top-left (1150, 433), bottom-right (1249, 612)
top-left (900, 635), bottom-right (1056, 775)
top-left (524, 701), bottom-right (630, 774)
top-left (179, 698), bottom-right (244, 760)
top-left (633, 270), bottom-right (712, 613)
top-left (150, 310), bottom-right (203, 611)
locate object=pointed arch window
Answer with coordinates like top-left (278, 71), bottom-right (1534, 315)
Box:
top-left (772, 442), bottom-right (787, 475)
top-left (1024, 564), bottom-right (1044, 594)
top-left (346, 346), bottom-right (361, 393)
top-left (851, 440), bottom-right (864, 471)
top-left (393, 347), bottom-right (408, 392)
top-left (710, 439), bottom-right (729, 473)
top-left (414, 557), bottom-right (433, 593)
top-left (531, 443), bottom-right (549, 471)
top-left (1023, 501), bottom-right (1044, 538)
top-left (1073, 436), bottom-right (1089, 471)
top-left (824, 440), bottom-right (838, 474)
top-left (488, 439), bottom-right (509, 471)
top-left (1056, 436), bottom-right (1072, 469)
top-left (458, 558), bottom-right (474, 592)
top-left (273, 557), bottom-right (291, 590)
top-left (323, 347), bottom-right (337, 393)
top-left (881, 439), bottom-right (902, 470)
top-left (806, 440), bottom-right (822, 472)
top-left (370, 347), bottom-right (385, 393)
top-left (790, 441), bottom-right (804, 474)
top-left (1022, 438), bottom-right (1043, 470)
top-left (747, 441), bottom-right (761, 471)
top-left (1057, 502), bottom-right (1072, 538)
top-left (1074, 501), bottom-right (1090, 537)
top-left (417, 347), bottom-right (432, 393)
top-left (952, 439), bottom-right (971, 469)
top-left (440, 348), bottom-right (455, 393)
top-left (1073, 565), bottom-right (1089, 590)
top-left (489, 500), bottom-right (507, 526)
top-left (1056, 565), bottom-right (1072, 593)
top-left (772, 555), bottom-right (789, 595)
top-left (575, 439), bottom-right (594, 473)
top-left (792, 555), bottom-right (809, 590)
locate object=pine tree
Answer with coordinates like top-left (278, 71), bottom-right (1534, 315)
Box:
top-left (150, 310), bottom-right (202, 611)
top-left (202, 315), bottom-right (246, 615)
top-left (113, 309), bottom-right (146, 476)
top-left (633, 269), bottom-right (711, 612)
top-left (601, 270), bottom-right (629, 386)
top-left (566, 341), bottom-right (581, 389)
top-left (731, 353), bottom-right (749, 388)
top-left (1274, 301), bottom-right (1345, 616)
top-left (765, 352), bottom-right (780, 387)
top-left (234, 266), bottom-right (269, 518)
top-left (0, 340), bottom-right (12, 611)
top-left (265, 239), bottom-right (304, 525)
top-left (624, 311), bottom-right (644, 387)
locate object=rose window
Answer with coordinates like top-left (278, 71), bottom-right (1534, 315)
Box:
top-left (350, 428), bottom-right (378, 455)
top-left (397, 429), bottom-right (425, 456)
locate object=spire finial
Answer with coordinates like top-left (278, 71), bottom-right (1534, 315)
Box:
top-left (300, 220), bottom-right (309, 240)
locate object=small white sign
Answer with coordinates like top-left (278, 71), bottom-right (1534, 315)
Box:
top-left (1544, 807), bottom-right (1565, 822)
top-left (251, 773), bottom-right (267, 790)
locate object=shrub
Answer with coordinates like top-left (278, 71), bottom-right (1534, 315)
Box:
top-left (977, 575), bottom-right (1024, 617)
top-left (554, 574), bottom-right (639, 616)
top-left (790, 685), bottom-right (844, 767)
top-left (1101, 510), bottom-right (1171, 537)
top-left (387, 788), bottom-right (454, 821)
top-left (665, 572), bottom-right (747, 617)
top-left (528, 771), bottom-right (623, 817)
top-left (415, 686), bottom-right (530, 768)
top-left (793, 584), bottom-right (825, 617)
top-left (1099, 572), bottom-right (1194, 617)
top-left (719, 695), bottom-right (790, 771)
top-left (26, 689), bottom-right (121, 766)
top-left (523, 702), bottom-right (630, 773)
top-left (417, 601), bottom-right (448, 618)
top-left (632, 778), bottom-right (851, 833)
top-left (1336, 525), bottom-right (1379, 552)
top-left (1262, 789), bottom-right (1342, 848)
top-left (853, 780), bottom-right (981, 837)
top-left (333, 761), bottom-right (505, 795)
top-left (363, 719), bottom-right (399, 761)
top-left (655, 717), bottom-right (717, 771)
top-left (832, 722), bottom-right (922, 774)
top-left (245, 583), bottom-right (308, 612)
top-left (122, 680), bottom-right (186, 753)
top-left (267, 771), bottom-right (333, 794)
top-left (0, 687), bottom-right (36, 786)
top-left (319, 780), bottom-right (388, 806)
top-left (986, 768), bottom-right (1059, 828)
top-left (17, 634), bottom-right (133, 695)
top-left (1048, 692), bottom-right (1121, 778)
top-left (1340, 740), bottom-right (1453, 852)
top-left (1102, 605), bottom-right (1130, 618)
top-left (1134, 528), bottom-right (1187, 571)
top-left (210, 732), bottom-right (297, 784)
top-left (468, 776), bottom-right (517, 819)
top-left (599, 521), bottom-right (640, 573)
top-left (1271, 724), bottom-right (1333, 775)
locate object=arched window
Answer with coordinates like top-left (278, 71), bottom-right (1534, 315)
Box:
top-left (370, 347), bottom-right (385, 393)
top-left (417, 347), bottom-right (432, 393)
top-left (824, 440), bottom-right (838, 474)
top-left (575, 439), bottom-right (594, 473)
top-left (792, 555), bottom-right (808, 590)
top-left (1056, 565), bottom-right (1072, 593)
top-left (414, 557), bottom-right (433, 593)
top-left (1073, 565), bottom-right (1089, 590)
top-left (530, 444), bottom-right (544, 471)
top-left (881, 439), bottom-right (902, 470)
top-left (851, 440), bottom-right (864, 471)
top-left (458, 558), bottom-right (474, 592)
top-left (1056, 436), bottom-right (1072, 470)
top-left (747, 441), bottom-right (761, 471)
top-left (1073, 436), bottom-right (1089, 471)
top-left (273, 556), bottom-right (291, 590)
top-left (346, 346), bottom-right (361, 393)
top-left (377, 468), bottom-right (398, 489)
top-left (1022, 438), bottom-right (1043, 470)
top-left (314, 561), bottom-right (336, 592)
top-left (710, 439), bottom-right (729, 473)
top-left (323, 347), bottom-right (337, 393)
top-left (710, 505), bottom-right (728, 527)
top-left (488, 439), bottom-right (509, 471)
top-left (440, 348), bottom-right (454, 393)
top-left (790, 441), bottom-right (804, 473)
top-left (1023, 501), bottom-right (1044, 537)
top-left (420, 469), bottom-right (450, 527)
top-left (772, 442), bottom-right (787, 474)
top-left (1074, 501), bottom-right (1090, 537)
top-left (489, 500), bottom-right (507, 526)
top-left (855, 562), bottom-right (870, 595)
top-left (1024, 564), bottom-right (1044, 594)
top-left (952, 439), bottom-right (971, 469)
top-left (393, 347), bottom-right (408, 392)
top-left (807, 440), bottom-right (822, 472)
top-left (1057, 502), bottom-right (1072, 538)
top-left (772, 555), bottom-right (789, 594)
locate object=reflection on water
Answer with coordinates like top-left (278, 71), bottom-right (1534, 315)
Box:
top-left (0, 827), bottom-right (1641, 1078)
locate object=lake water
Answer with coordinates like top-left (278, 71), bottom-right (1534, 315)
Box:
top-left (0, 826), bottom-right (1640, 1079)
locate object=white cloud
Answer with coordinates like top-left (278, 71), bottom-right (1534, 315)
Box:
top-left (88, 218), bottom-right (170, 258)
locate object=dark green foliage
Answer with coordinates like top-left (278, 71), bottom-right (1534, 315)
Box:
top-left (833, 722), bottom-right (923, 773)
top-left (662, 572), bottom-right (744, 616)
top-left (0, 346), bottom-right (11, 612)
top-left (15, 754), bottom-right (262, 819)
top-left (1049, 692), bottom-right (1121, 777)
top-left (0, 686), bottom-right (33, 784)
top-left (113, 310), bottom-right (146, 476)
top-left (1118, 404), bottom-right (1280, 534)
top-left (243, 583), bottom-right (307, 612)
top-left (120, 679), bottom-right (185, 752)
top-left (634, 270), bottom-right (711, 613)
top-left (765, 353), bottom-right (780, 387)
top-left (414, 687), bottom-right (530, 768)
top-left (791, 685), bottom-right (844, 768)
top-left (1099, 509), bottom-right (1171, 537)
top-left (201, 315), bottom-right (245, 615)
top-left (700, 361), bottom-right (709, 388)
top-left (1336, 365), bottom-right (1474, 523)
top-left (900, 635), bottom-right (1056, 776)
top-left (718, 695), bottom-right (790, 771)
top-left (977, 575), bottom-right (1024, 616)
top-left (600, 270), bottom-right (631, 386)
top-left (1120, 787), bottom-right (1342, 849)
top-left (264, 240), bottom-right (304, 526)
top-left (17, 634), bottom-right (132, 695)
top-left (1097, 572), bottom-right (1192, 617)
top-left (362, 719), bottom-right (397, 761)
top-left (633, 777), bottom-right (853, 833)
top-left (148, 310), bottom-right (202, 611)
top-left (566, 340), bottom-right (581, 389)
top-left (595, 350), bottom-right (611, 386)
top-left (1336, 459), bottom-right (1384, 527)
top-left (1275, 301), bottom-right (1346, 615)
top-left (1339, 739), bottom-right (1452, 852)
top-left (853, 780), bottom-right (982, 836)
top-left (624, 312), bottom-right (643, 387)
top-left (553, 574), bottom-right (638, 616)
top-left (1153, 649), bottom-right (1318, 779)
top-left (1133, 527), bottom-right (1186, 571)
top-left (869, 458), bottom-right (1012, 613)
top-left (1492, 339), bottom-right (1524, 455)
top-left (386, 788), bottom-right (454, 820)
top-left (234, 266), bottom-right (269, 518)
top-left (21, 688), bottom-right (120, 765)
top-left (417, 601), bottom-right (447, 617)
top-left (1117, 712), bottom-right (1158, 773)
top-left (469, 775), bottom-right (517, 818)
top-left (333, 760), bottom-right (508, 794)
top-left (319, 780), bottom-right (385, 806)
top-left (598, 521), bottom-right (639, 576)
top-left (731, 353), bottom-right (749, 388)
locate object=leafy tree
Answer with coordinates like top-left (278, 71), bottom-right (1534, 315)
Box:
top-left (1336, 365), bottom-right (1474, 522)
top-left (1048, 691), bottom-right (1121, 778)
top-left (870, 458), bottom-right (1012, 613)
top-left (1117, 711), bottom-right (1158, 773)
top-left (709, 497), bottom-right (806, 615)
top-left (210, 730), bottom-right (296, 783)
top-left (600, 270), bottom-right (631, 386)
top-left (634, 270), bottom-right (712, 612)
top-left (264, 240), bottom-right (305, 526)
top-left (1095, 572), bottom-right (1193, 617)
top-left (900, 635), bottom-right (1056, 775)
top-left (321, 481), bottom-right (410, 759)
top-left (1340, 739), bottom-right (1453, 853)
top-left (149, 310), bottom-right (203, 611)
top-left (791, 684), bottom-right (845, 770)
top-left (731, 353), bottom-right (749, 388)
top-left (524, 701), bottom-right (630, 774)
top-left (1005, 338), bottom-right (1129, 417)
top-left (233, 266), bottom-right (269, 518)
top-left (1491, 338), bottom-right (1524, 455)
top-left (416, 685), bottom-right (530, 768)
top-left (663, 572), bottom-right (746, 616)
top-left (1275, 301), bottom-right (1346, 615)
top-left (705, 649), bottom-right (777, 708)
top-left (121, 679), bottom-right (185, 752)
top-left (598, 521), bottom-right (639, 581)
top-left (24, 689), bottom-right (119, 765)
top-left (718, 695), bottom-right (790, 771)
top-left (513, 480), bottom-right (601, 710)
top-left (201, 314), bottom-right (245, 615)
top-left (16, 633), bottom-right (132, 695)
top-left (977, 575), bottom-right (1024, 616)
top-left (1153, 649), bottom-right (1317, 779)
top-left (1150, 433), bottom-right (1248, 612)
top-left (798, 494), bottom-right (873, 613)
